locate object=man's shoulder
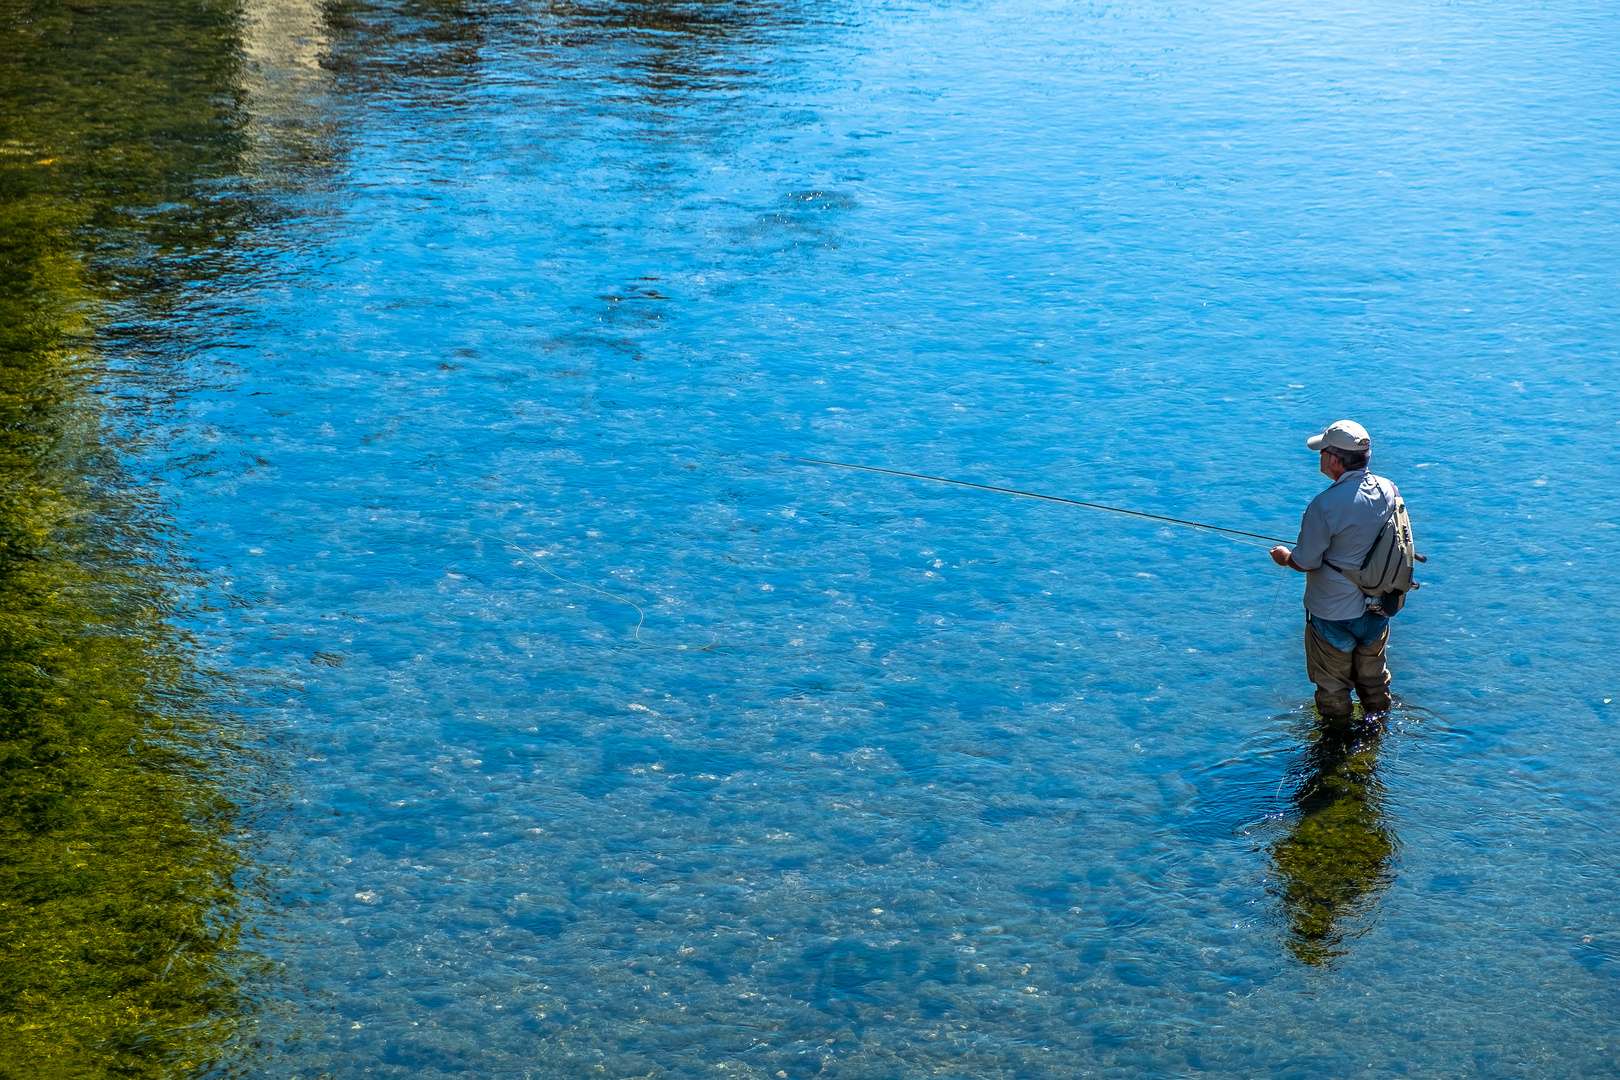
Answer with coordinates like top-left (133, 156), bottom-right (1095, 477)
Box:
top-left (1367, 471), bottom-right (1401, 499)
top-left (1303, 470), bottom-right (1399, 520)
top-left (1303, 480), bottom-right (1348, 513)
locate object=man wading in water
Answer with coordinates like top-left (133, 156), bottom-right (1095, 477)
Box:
top-left (1268, 421), bottom-right (1399, 722)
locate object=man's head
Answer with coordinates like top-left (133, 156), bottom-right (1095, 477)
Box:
top-left (1306, 420), bottom-right (1370, 477)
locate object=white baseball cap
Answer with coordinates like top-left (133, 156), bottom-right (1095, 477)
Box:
top-left (1306, 420), bottom-right (1371, 454)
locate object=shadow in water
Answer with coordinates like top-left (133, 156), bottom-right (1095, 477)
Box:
top-left (1269, 718), bottom-right (1398, 966)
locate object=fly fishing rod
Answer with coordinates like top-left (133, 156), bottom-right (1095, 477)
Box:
top-left (795, 457), bottom-right (1292, 546)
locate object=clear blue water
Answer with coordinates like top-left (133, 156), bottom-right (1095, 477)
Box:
top-left (162, 0), bottom-right (1620, 1073)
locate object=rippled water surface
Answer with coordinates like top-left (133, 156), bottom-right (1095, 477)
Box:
top-left (44, 0), bottom-right (1620, 1073)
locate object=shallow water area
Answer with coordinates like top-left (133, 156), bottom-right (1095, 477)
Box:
top-left (89, 0), bottom-right (1620, 1074)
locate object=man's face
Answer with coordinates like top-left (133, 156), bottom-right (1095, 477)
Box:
top-left (1318, 449), bottom-right (1338, 479)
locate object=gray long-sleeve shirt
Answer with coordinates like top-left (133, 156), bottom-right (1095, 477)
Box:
top-left (1292, 468), bottom-right (1399, 621)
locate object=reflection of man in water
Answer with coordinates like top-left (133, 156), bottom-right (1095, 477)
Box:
top-left (1271, 726), bottom-right (1395, 965)
top-left (1268, 420), bottom-right (1398, 722)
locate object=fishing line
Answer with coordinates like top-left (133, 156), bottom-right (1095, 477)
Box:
top-left (795, 457), bottom-right (1291, 547)
top-left (456, 529), bottom-right (718, 652)
top-left (798, 456), bottom-right (1310, 716)
top-left (447, 453), bottom-right (1295, 652)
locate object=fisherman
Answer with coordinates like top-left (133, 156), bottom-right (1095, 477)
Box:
top-left (1268, 420), bottom-right (1398, 722)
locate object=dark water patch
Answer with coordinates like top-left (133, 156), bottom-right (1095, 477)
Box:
top-left (980, 802), bottom-right (1045, 829)
top-left (1112, 960), bottom-right (1161, 988)
top-left (1090, 1022), bottom-right (1138, 1049)
top-left (359, 821), bottom-right (440, 856)
top-left (1019, 874), bottom-right (1083, 911)
top-left (507, 909), bottom-right (569, 939)
top-left (801, 936), bottom-right (931, 1013)
top-left (1573, 938), bottom-right (1620, 977)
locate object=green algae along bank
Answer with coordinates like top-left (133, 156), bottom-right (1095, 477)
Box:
top-left (0, 0), bottom-right (257, 1073)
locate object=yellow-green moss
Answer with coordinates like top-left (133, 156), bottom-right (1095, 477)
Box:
top-left (1, 0), bottom-right (252, 1074)
top-left (1271, 731), bottom-right (1396, 967)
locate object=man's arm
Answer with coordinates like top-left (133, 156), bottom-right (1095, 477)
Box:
top-left (1275, 495), bottom-right (1332, 573)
